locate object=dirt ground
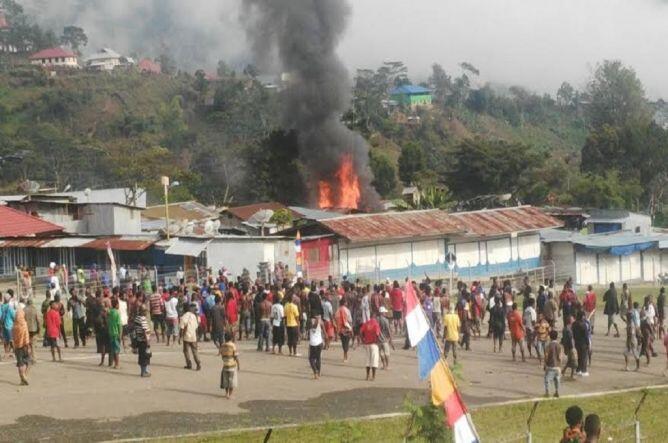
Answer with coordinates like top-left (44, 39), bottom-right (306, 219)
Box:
top-left (0, 310), bottom-right (666, 442)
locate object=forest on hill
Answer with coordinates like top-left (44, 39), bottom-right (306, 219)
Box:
top-left (0, 0), bottom-right (665, 223)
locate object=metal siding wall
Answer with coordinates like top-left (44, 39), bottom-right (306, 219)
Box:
top-left (487, 238), bottom-right (511, 264)
top-left (600, 254), bottom-right (620, 284)
top-left (629, 252), bottom-right (642, 280)
top-left (376, 243), bottom-right (412, 272)
top-left (575, 251), bottom-right (597, 285)
top-left (518, 234), bottom-right (541, 259)
top-left (412, 240), bottom-right (441, 266)
top-left (641, 250), bottom-right (660, 282)
top-left (453, 242), bottom-right (479, 267)
top-left (346, 246), bottom-right (377, 275)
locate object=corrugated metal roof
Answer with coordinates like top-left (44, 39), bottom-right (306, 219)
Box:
top-left (541, 228), bottom-right (668, 248)
top-left (223, 202), bottom-right (299, 221)
top-left (0, 238), bottom-right (51, 248)
top-left (319, 206), bottom-right (562, 244)
top-left (40, 238), bottom-right (93, 248)
top-left (82, 237), bottom-right (156, 251)
top-left (390, 85), bottom-right (432, 95)
top-left (288, 206), bottom-right (342, 220)
top-left (143, 201), bottom-right (217, 221)
top-left (319, 210), bottom-right (464, 243)
top-left (449, 206), bottom-right (563, 237)
top-left (164, 238), bottom-right (210, 257)
top-left (0, 206), bottom-right (64, 237)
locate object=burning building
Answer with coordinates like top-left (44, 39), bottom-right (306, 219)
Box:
top-left (242, 0), bottom-right (379, 211)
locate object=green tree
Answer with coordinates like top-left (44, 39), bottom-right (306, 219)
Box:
top-left (585, 60), bottom-right (651, 129)
top-left (581, 122), bottom-right (668, 215)
top-left (369, 150), bottom-right (398, 198)
top-left (570, 171), bottom-right (642, 209)
top-left (156, 54), bottom-right (177, 75)
top-left (60, 26), bottom-right (87, 53)
top-left (445, 138), bottom-right (544, 201)
top-left (556, 81), bottom-right (575, 108)
top-left (397, 142), bottom-right (425, 186)
top-left (428, 63), bottom-right (452, 106)
top-left (269, 208), bottom-right (293, 226)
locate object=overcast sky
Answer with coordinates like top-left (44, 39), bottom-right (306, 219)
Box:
top-left (340, 0), bottom-right (668, 99)
top-left (23, 0), bottom-right (668, 99)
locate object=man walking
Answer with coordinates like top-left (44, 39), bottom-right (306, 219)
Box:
top-left (179, 303), bottom-right (201, 370)
top-left (164, 291), bottom-right (179, 346)
top-left (360, 312), bottom-right (381, 381)
top-left (603, 282), bottom-right (620, 337)
top-left (108, 298), bottom-right (122, 369)
top-left (45, 301), bottom-right (63, 362)
top-left (67, 289), bottom-right (86, 348)
top-left (443, 306), bottom-right (461, 365)
top-left (544, 330), bottom-right (561, 398)
top-left (583, 285), bottom-right (597, 335)
top-left (508, 303), bottom-right (526, 362)
top-left (573, 311), bottom-right (590, 376)
top-left (24, 299), bottom-right (40, 361)
top-left (257, 293), bottom-right (272, 352)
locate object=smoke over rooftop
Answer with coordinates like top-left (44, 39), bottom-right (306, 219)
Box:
top-left (242, 0), bottom-right (379, 210)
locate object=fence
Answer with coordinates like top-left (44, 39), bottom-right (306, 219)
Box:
top-left (472, 388), bottom-right (661, 443)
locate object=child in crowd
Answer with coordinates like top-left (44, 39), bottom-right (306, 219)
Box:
top-left (219, 331), bottom-right (240, 399)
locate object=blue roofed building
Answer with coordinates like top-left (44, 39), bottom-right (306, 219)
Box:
top-left (389, 84), bottom-right (433, 108)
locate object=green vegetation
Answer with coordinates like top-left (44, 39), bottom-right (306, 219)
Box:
top-left (0, 8), bottom-right (665, 223)
top-left (171, 388), bottom-right (668, 442)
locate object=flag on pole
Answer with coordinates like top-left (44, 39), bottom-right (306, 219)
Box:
top-left (404, 281), bottom-right (479, 443)
top-left (106, 241), bottom-right (117, 287)
top-left (295, 231), bottom-right (303, 277)
top-left (404, 281), bottom-right (430, 347)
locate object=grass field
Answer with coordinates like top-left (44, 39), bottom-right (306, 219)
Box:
top-left (165, 387), bottom-right (668, 442)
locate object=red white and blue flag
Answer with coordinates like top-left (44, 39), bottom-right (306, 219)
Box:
top-left (405, 281), bottom-right (479, 443)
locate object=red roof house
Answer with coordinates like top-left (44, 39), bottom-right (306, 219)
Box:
top-left (138, 58), bottom-right (162, 75)
top-left (0, 206), bottom-right (64, 237)
top-left (29, 47), bottom-right (78, 68)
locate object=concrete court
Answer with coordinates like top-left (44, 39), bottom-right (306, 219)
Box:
top-left (0, 310), bottom-right (665, 441)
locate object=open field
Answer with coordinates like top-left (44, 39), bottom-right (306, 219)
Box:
top-left (174, 387), bottom-right (668, 442)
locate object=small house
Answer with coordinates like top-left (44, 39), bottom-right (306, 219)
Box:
top-left (389, 85), bottom-right (433, 109)
top-left (138, 58), bottom-right (161, 75)
top-left (29, 47), bottom-right (78, 68)
top-left (86, 48), bottom-right (122, 71)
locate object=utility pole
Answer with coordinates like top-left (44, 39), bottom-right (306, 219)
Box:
top-left (161, 176), bottom-right (170, 240)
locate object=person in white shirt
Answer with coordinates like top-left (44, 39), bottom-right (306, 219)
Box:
top-left (119, 292), bottom-right (129, 349)
top-left (523, 298), bottom-right (538, 358)
top-left (271, 298), bottom-right (285, 354)
top-left (179, 303), bottom-right (201, 370)
top-left (165, 292), bottom-right (179, 346)
top-left (308, 317), bottom-right (324, 379)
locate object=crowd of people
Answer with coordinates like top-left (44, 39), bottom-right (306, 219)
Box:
top-left (1, 265), bottom-right (667, 402)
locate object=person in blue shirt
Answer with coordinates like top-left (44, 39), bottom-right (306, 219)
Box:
top-left (1, 295), bottom-right (16, 357)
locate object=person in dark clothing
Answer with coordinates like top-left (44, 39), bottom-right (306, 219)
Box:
top-left (211, 296), bottom-right (227, 347)
top-left (308, 289), bottom-right (323, 319)
top-left (536, 286), bottom-right (547, 316)
top-left (490, 297), bottom-right (506, 353)
top-left (572, 310), bottom-right (590, 376)
top-left (603, 282), bottom-right (620, 337)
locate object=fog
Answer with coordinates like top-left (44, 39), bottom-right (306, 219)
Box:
top-left (20, 0), bottom-right (668, 98)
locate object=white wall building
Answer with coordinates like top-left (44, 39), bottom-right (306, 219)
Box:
top-left (541, 228), bottom-right (668, 285)
top-left (312, 206), bottom-right (561, 282)
top-left (86, 48), bottom-right (122, 71)
top-left (29, 47), bottom-right (78, 68)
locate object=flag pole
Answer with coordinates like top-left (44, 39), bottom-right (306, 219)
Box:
top-left (405, 272), bottom-right (480, 442)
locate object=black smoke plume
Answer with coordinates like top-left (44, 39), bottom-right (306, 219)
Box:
top-left (242, 0), bottom-right (379, 209)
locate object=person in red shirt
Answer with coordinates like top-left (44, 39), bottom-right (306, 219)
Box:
top-left (583, 285), bottom-right (597, 335)
top-left (507, 303), bottom-right (526, 362)
top-left (389, 281), bottom-right (404, 334)
top-left (226, 292), bottom-right (238, 338)
top-left (45, 301), bottom-right (63, 362)
top-left (360, 313), bottom-right (381, 381)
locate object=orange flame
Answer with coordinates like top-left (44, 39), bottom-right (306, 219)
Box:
top-left (318, 154), bottom-right (361, 209)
